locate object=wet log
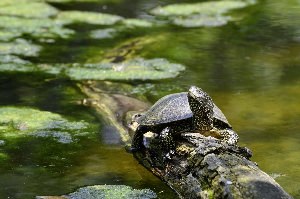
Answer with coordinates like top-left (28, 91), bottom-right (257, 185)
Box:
top-left (133, 133), bottom-right (292, 199)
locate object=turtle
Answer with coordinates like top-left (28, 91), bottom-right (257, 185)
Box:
top-left (130, 86), bottom-right (238, 150)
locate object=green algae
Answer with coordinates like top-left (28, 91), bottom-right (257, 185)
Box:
top-left (0, 16), bottom-right (74, 40)
top-left (0, 39), bottom-right (41, 57)
top-left (66, 58), bottom-right (185, 80)
top-left (95, 35), bottom-right (162, 63)
top-left (0, 30), bottom-right (21, 42)
top-left (0, 63), bottom-right (36, 72)
top-left (32, 131), bottom-right (73, 144)
top-left (65, 185), bottom-right (157, 199)
top-left (151, 1), bottom-right (251, 17)
top-left (0, 55), bottom-right (30, 64)
top-left (47, 0), bottom-right (121, 2)
top-left (90, 28), bottom-right (117, 39)
top-left (0, 0), bottom-right (39, 7)
top-left (89, 19), bottom-right (153, 40)
top-left (122, 19), bottom-right (153, 28)
top-left (57, 11), bottom-right (123, 25)
top-left (0, 106), bottom-right (89, 143)
top-left (0, 57), bottom-right (185, 81)
top-left (0, 153), bottom-right (9, 162)
top-left (150, 0), bottom-right (255, 27)
top-left (173, 15), bottom-right (231, 28)
top-left (0, 2), bottom-right (58, 18)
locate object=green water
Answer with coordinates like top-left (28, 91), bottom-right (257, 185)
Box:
top-left (0, 0), bottom-right (300, 198)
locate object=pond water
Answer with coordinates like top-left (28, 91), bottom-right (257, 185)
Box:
top-left (0, 0), bottom-right (300, 198)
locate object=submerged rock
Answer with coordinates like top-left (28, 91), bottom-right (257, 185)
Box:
top-left (37, 185), bottom-right (157, 199)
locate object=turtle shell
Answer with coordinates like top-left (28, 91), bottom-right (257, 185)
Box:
top-left (136, 92), bottom-right (231, 128)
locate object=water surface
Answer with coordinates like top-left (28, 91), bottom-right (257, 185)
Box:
top-left (1, 0), bottom-right (300, 198)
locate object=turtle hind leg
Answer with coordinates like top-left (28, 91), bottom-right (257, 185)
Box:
top-left (219, 129), bottom-right (239, 145)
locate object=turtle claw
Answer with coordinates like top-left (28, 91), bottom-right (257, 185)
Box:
top-left (219, 129), bottom-right (239, 145)
top-left (125, 144), bottom-right (136, 153)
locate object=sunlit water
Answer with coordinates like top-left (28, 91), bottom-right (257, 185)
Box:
top-left (1, 0), bottom-right (300, 198)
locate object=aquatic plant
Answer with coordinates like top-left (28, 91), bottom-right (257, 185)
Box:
top-left (150, 0), bottom-right (255, 27)
top-left (0, 106), bottom-right (89, 143)
top-left (56, 11), bottom-right (123, 25)
top-left (0, 58), bottom-right (185, 80)
top-left (65, 185), bottom-right (157, 199)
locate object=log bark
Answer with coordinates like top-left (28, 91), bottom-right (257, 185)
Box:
top-left (133, 133), bottom-right (292, 199)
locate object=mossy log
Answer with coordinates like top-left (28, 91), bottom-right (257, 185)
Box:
top-left (133, 132), bottom-right (292, 199)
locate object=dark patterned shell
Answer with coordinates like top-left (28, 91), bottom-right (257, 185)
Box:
top-left (136, 92), bottom-right (231, 127)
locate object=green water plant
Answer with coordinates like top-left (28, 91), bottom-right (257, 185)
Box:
top-left (65, 58), bottom-right (185, 80)
top-left (46, 0), bottom-right (122, 3)
top-left (122, 18), bottom-right (153, 28)
top-left (0, 2), bottom-right (58, 18)
top-left (64, 185), bottom-right (157, 199)
top-left (0, 39), bottom-right (41, 57)
top-left (0, 57), bottom-right (185, 80)
top-left (57, 11), bottom-right (123, 25)
top-left (90, 28), bottom-right (117, 39)
top-left (0, 106), bottom-right (90, 143)
top-left (150, 0), bottom-right (255, 27)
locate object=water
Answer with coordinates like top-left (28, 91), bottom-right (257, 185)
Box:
top-left (1, 0), bottom-right (300, 198)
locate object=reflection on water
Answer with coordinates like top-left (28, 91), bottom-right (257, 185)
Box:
top-left (0, 0), bottom-right (300, 198)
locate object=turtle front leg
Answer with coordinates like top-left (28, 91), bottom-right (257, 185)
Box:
top-left (204, 128), bottom-right (239, 145)
top-left (158, 127), bottom-right (176, 160)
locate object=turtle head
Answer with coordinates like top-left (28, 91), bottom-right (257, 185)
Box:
top-left (188, 86), bottom-right (214, 130)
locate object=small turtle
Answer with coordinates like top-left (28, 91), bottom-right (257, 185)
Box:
top-left (131, 86), bottom-right (238, 150)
